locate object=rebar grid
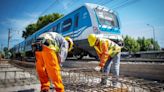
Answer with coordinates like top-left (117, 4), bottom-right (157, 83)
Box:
top-left (0, 60), bottom-right (164, 92)
top-left (61, 68), bottom-right (164, 92)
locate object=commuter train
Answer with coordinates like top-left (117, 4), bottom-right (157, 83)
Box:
top-left (11, 3), bottom-right (123, 60)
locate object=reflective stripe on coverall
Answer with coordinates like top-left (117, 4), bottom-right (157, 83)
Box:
top-left (35, 45), bottom-right (64, 92)
top-left (94, 38), bottom-right (121, 67)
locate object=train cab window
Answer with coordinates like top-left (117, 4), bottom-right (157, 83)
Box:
top-left (62, 18), bottom-right (72, 32)
top-left (74, 13), bottom-right (79, 28)
top-left (95, 9), bottom-right (119, 28)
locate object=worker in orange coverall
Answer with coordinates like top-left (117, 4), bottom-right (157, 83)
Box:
top-left (32, 32), bottom-right (73, 92)
top-left (88, 34), bottom-right (123, 87)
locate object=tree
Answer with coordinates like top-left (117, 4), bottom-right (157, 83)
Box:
top-left (3, 47), bottom-right (11, 58)
top-left (22, 13), bottom-right (63, 39)
top-left (122, 36), bottom-right (160, 52)
top-left (137, 37), bottom-right (160, 51)
top-left (150, 38), bottom-right (160, 50)
top-left (3, 47), bottom-right (8, 54)
top-left (122, 35), bottom-right (140, 52)
top-left (0, 51), bottom-right (5, 59)
top-left (22, 23), bottom-right (37, 39)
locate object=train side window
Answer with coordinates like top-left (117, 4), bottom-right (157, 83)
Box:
top-left (26, 40), bottom-right (28, 46)
top-left (30, 39), bottom-right (33, 44)
top-left (53, 26), bottom-right (57, 32)
top-left (35, 35), bottom-right (37, 41)
top-left (53, 23), bottom-right (60, 32)
top-left (74, 13), bottom-right (79, 28)
top-left (62, 18), bottom-right (72, 32)
top-left (27, 40), bottom-right (29, 45)
top-left (57, 23), bottom-right (60, 32)
top-left (32, 38), bottom-right (34, 43)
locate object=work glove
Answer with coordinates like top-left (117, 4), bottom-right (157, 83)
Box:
top-left (94, 66), bottom-right (102, 72)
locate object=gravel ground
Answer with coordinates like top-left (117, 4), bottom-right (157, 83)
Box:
top-left (0, 59), bottom-right (163, 92)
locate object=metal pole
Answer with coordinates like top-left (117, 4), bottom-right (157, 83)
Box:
top-left (8, 29), bottom-right (11, 50)
top-left (1, 44), bottom-right (3, 51)
top-left (147, 24), bottom-right (155, 50)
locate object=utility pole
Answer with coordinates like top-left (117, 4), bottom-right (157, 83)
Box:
top-left (1, 44), bottom-right (3, 51)
top-left (147, 24), bottom-right (156, 50)
top-left (7, 28), bottom-right (12, 50)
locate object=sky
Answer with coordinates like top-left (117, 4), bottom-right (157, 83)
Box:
top-left (0, 0), bottom-right (164, 50)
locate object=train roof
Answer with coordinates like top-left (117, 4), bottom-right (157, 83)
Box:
top-left (85, 3), bottom-right (115, 14)
top-left (85, 3), bottom-right (109, 11)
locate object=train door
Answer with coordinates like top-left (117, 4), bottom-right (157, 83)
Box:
top-left (73, 13), bottom-right (79, 39)
top-left (73, 13), bottom-right (85, 59)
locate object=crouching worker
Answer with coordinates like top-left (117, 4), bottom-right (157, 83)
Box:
top-left (32, 32), bottom-right (73, 92)
top-left (88, 34), bottom-right (123, 87)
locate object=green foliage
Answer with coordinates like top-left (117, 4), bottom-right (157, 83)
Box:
top-left (122, 35), bottom-right (140, 52)
top-left (3, 47), bottom-right (8, 53)
top-left (122, 35), bottom-right (160, 52)
top-left (3, 47), bottom-right (11, 58)
top-left (22, 23), bottom-right (37, 39)
top-left (0, 51), bottom-right (5, 58)
top-left (151, 39), bottom-right (160, 50)
top-left (137, 37), bottom-right (160, 51)
top-left (22, 13), bottom-right (63, 39)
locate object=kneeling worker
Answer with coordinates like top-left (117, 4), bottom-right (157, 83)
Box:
top-left (88, 34), bottom-right (123, 87)
top-left (32, 32), bottom-right (73, 92)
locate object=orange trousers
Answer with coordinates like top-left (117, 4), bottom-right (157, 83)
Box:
top-left (35, 45), bottom-right (64, 92)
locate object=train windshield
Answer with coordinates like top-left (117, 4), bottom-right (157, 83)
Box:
top-left (95, 9), bottom-right (119, 28)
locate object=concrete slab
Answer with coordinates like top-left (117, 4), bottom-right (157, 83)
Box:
top-left (0, 84), bottom-right (40, 92)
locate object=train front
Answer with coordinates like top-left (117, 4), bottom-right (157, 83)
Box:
top-left (86, 3), bottom-right (124, 58)
top-left (93, 5), bottom-right (123, 42)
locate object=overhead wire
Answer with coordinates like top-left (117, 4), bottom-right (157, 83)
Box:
top-left (109, 0), bottom-right (129, 8)
top-left (97, 0), bottom-right (140, 10)
top-left (113, 0), bottom-right (141, 10)
top-left (60, 0), bottom-right (80, 14)
top-left (101, 0), bottom-right (115, 6)
top-left (38, 1), bottom-right (57, 17)
top-left (98, 0), bottom-right (110, 5)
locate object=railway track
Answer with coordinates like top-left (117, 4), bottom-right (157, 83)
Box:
top-left (121, 58), bottom-right (164, 63)
top-left (25, 56), bottom-right (164, 63)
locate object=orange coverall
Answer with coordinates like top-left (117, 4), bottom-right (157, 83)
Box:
top-left (35, 45), bottom-right (64, 92)
top-left (34, 32), bottom-right (69, 92)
